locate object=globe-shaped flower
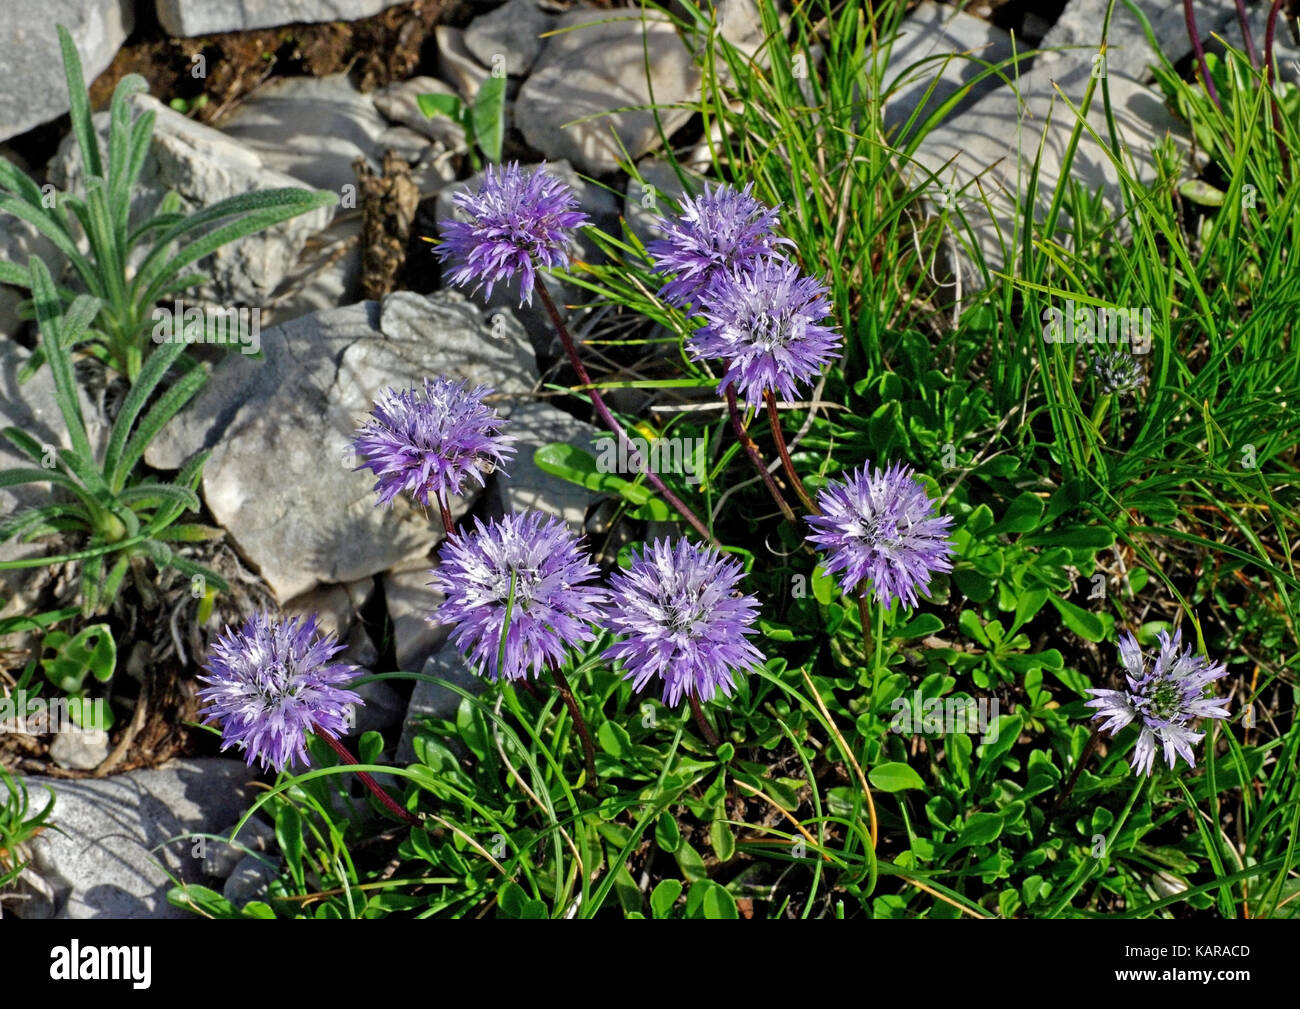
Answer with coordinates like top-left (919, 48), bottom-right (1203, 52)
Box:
top-left (1091, 350), bottom-right (1146, 395)
top-left (435, 161), bottom-right (588, 306)
top-left (690, 257), bottom-right (842, 408)
top-left (647, 181), bottom-right (792, 306)
top-left (433, 511), bottom-right (607, 681)
top-left (1085, 629), bottom-right (1231, 776)
top-left (198, 612), bottom-right (362, 773)
top-left (353, 377), bottom-right (514, 510)
top-left (806, 462), bottom-right (955, 609)
top-left (602, 539), bottom-right (764, 706)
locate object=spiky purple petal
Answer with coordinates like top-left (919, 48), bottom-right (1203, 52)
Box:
top-left (353, 377), bottom-right (514, 509)
top-left (602, 539), bottom-right (765, 706)
top-left (1085, 629), bottom-right (1231, 776)
top-left (435, 161), bottom-right (588, 306)
top-left (691, 257), bottom-right (842, 408)
top-left (805, 461), bottom-right (955, 610)
top-left (647, 181), bottom-right (792, 307)
top-left (432, 511), bottom-right (607, 681)
top-left (198, 612), bottom-right (362, 774)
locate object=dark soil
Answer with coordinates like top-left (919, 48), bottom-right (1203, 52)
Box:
top-left (89, 0), bottom-right (468, 124)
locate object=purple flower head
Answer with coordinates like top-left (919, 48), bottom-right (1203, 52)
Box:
top-left (353, 377), bottom-right (514, 509)
top-left (435, 161), bottom-right (588, 306)
top-left (602, 539), bottom-right (765, 707)
top-left (805, 462), bottom-right (955, 610)
top-left (198, 612), bottom-right (362, 774)
top-left (432, 511), bottom-right (607, 682)
top-left (648, 181), bottom-right (793, 307)
top-left (1085, 629), bottom-right (1230, 777)
top-left (690, 257), bottom-right (842, 408)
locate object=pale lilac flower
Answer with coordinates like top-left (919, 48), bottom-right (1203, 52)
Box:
top-left (433, 511), bottom-right (607, 681)
top-left (1085, 629), bottom-right (1231, 776)
top-left (435, 161), bottom-right (588, 305)
top-left (806, 462), bottom-right (955, 609)
top-left (690, 257), bottom-right (841, 408)
top-left (648, 181), bottom-right (792, 306)
top-left (353, 377), bottom-right (514, 510)
top-left (198, 612), bottom-right (362, 773)
top-left (602, 539), bottom-right (764, 706)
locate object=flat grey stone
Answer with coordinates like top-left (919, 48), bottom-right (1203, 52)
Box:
top-left (436, 25), bottom-right (491, 104)
top-left (3, 865), bottom-right (61, 918)
top-left (383, 565), bottom-right (447, 674)
top-left (0, 286), bottom-right (21, 341)
top-left (909, 59), bottom-right (1190, 273)
top-left (282, 576), bottom-right (375, 642)
top-left (266, 215), bottom-right (363, 327)
top-left (156, 0), bottom-right (409, 37)
top-left (204, 816), bottom-right (275, 880)
top-left (220, 75), bottom-right (390, 194)
top-left (144, 290), bottom-right (538, 600)
top-left (1037, 0), bottom-right (1237, 82)
top-left (372, 124), bottom-right (462, 198)
top-left (396, 646), bottom-right (484, 763)
top-left (882, 1), bottom-right (1018, 140)
top-left (20, 758), bottom-right (257, 919)
top-left (0, 3), bottom-right (133, 144)
top-left (486, 399), bottom-right (600, 527)
top-left (514, 10), bottom-right (699, 175)
top-left (464, 0), bottom-right (559, 77)
top-left (222, 853), bottom-right (280, 906)
top-left (342, 623), bottom-right (380, 668)
top-left (395, 132), bottom-right (461, 197)
top-left (0, 213), bottom-right (60, 338)
top-left (709, 0), bottom-right (767, 59)
top-left (346, 677), bottom-right (405, 735)
top-left (372, 77), bottom-right (469, 150)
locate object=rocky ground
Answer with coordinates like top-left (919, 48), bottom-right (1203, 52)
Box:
top-left (0, 0), bottom-right (1292, 917)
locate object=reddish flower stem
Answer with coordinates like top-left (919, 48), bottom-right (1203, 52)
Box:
top-left (1184, 0), bottom-right (1222, 111)
top-left (1235, 0), bottom-right (1260, 69)
top-left (1054, 727), bottom-right (1104, 814)
top-left (725, 388), bottom-right (797, 522)
top-left (688, 693), bottom-right (721, 749)
top-left (549, 662), bottom-right (598, 791)
top-left (1265, 0), bottom-right (1292, 170)
top-left (763, 390), bottom-right (819, 516)
top-left (317, 731), bottom-right (420, 825)
top-left (437, 495), bottom-right (456, 537)
top-left (534, 283), bottom-right (716, 545)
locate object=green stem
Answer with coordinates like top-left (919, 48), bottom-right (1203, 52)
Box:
top-left (859, 591), bottom-right (884, 714)
top-left (873, 600), bottom-right (884, 708)
top-left (1047, 774), bottom-right (1146, 917)
top-left (1082, 393), bottom-right (1112, 464)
